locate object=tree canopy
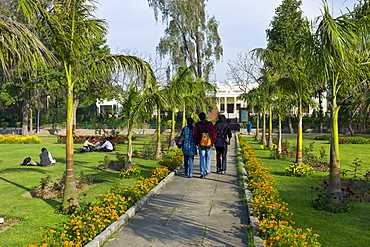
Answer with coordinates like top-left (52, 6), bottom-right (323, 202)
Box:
top-left (147, 0), bottom-right (223, 79)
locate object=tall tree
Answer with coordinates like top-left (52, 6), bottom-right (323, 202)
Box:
top-left (266, 0), bottom-right (309, 53)
top-left (19, 0), bottom-right (155, 209)
top-left (304, 1), bottom-right (359, 205)
top-left (147, 0), bottom-right (223, 79)
top-left (265, 0), bottom-right (310, 136)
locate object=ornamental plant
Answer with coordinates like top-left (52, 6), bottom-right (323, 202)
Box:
top-left (119, 164), bottom-right (141, 178)
top-left (238, 134), bottom-right (320, 247)
top-left (285, 163), bottom-right (314, 177)
top-left (311, 181), bottom-right (359, 213)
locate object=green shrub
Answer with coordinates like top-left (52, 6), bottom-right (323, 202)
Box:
top-left (285, 163), bottom-right (314, 177)
top-left (1, 122), bottom-right (9, 129)
top-left (339, 137), bottom-right (370, 144)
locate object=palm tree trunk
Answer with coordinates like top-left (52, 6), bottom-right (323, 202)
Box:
top-left (254, 114), bottom-right (260, 141)
top-left (296, 103), bottom-right (303, 165)
top-left (22, 92), bottom-right (29, 136)
top-left (169, 110), bottom-right (176, 149)
top-left (278, 115), bottom-right (282, 153)
top-left (72, 98), bottom-right (79, 134)
top-left (327, 103), bottom-right (342, 205)
top-left (62, 80), bottom-right (79, 209)
top-left (126, 125), bottom-right (134, 170)
top-left (262, 111), bottom-right (267, 145)
top-left (268, 108), bottom-right (273, 149)
top-left (182, 106), bottom-right (186, 127)
top-left (155, 109), bottom-right (162, 159)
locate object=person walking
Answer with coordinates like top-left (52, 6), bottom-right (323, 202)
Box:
top-left (193, 112), bottom-right (216, 179)
top-left (214, 114), bottom-right (232, 174)
top-left (180, 117), bottom-right (197, 178)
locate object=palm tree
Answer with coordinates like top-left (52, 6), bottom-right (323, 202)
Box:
top-left (306, 2), bottom-right (359, 205)
top-left (0, 15), bottom-right (55, 77)
top-left (19, 0), bottom-right (155, 209)
top-left (120, 83), bottom-right (161, 168)
top-left (164, 66), bottom-right (217, 149)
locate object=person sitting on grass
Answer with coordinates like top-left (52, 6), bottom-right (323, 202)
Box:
top-left (39, 148), bottom-right (56, 167)
top-left (89, 136), bottom-right (101, 146)
top-left (82, 136), bottom-right (95, 152)
top-left (95, 137), bottom-right (114, 152)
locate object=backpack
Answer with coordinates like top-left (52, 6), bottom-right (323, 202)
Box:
top-left (22, 157), bottom-right (31, 166)
top-left (197, 122), bottom-right (212, 150)
top-left (214, 124), bottom-right (227, 148)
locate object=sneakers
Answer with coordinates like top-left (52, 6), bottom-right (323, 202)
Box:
top-left (200, 174), bottom-right (206, 179)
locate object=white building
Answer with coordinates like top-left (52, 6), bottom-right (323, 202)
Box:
top-left (215, 81), bottom-right (253, 122)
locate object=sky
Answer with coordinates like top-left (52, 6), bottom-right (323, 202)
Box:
top-left (95, 0), bottom-right (358, 82)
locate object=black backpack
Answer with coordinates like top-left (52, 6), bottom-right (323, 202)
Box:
top-left (22, 157), bottom-right (31, 166)
top-left (214, 124), bottom-right (227, 148)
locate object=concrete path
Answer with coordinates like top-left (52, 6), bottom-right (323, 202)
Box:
top-left (103, 135), bottom-right (248, 247)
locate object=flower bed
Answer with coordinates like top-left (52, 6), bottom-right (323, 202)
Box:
top-left (238, 134), bottom-right (321, 247)
top-left (0, 135), bottom-right (41, 144)
top-left (28, 165), bottom-right (174, 247)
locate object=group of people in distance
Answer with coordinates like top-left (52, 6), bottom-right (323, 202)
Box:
top-left (179, 112), bottom-right (232, 179)
top-left (82, 136), bottom-right (115, 152)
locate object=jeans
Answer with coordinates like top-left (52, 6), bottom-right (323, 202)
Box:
top-left (216, 146), bottom-right (228, 171)
top-left (198, 145), bottom-right (212, 175)
top-left (184, 155), bottom-right (194, 177)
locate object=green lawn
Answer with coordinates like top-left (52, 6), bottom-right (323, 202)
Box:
top-left (242, 134), bottom-right (370, 247)
top-left (0, 134), bottom-right (173, 247)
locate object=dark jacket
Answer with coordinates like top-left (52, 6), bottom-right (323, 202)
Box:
top-left (214, 121), bottom-right (232, 141)
top-left (193, 120), bottom-right (216, 145)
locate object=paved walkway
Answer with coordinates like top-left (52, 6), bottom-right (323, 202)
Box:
top-left (104, 134), bottom-right (248, 247)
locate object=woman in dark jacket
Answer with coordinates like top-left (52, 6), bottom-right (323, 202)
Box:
top-left (181, 117), bottom-right (197, 177)
top-left (214, 114), bottom-right (232, 174)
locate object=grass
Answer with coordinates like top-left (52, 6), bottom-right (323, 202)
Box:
top-left (242, 133), bottom-right (370, 247)
top-left (0, 134), bottom-right (174, 247)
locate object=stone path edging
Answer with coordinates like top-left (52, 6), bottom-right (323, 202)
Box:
top-left (83, 164), bottom-right (182, 247)
top-left (235, 135), bottom-right (265, 247)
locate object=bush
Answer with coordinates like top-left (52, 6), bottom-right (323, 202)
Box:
top-left (285, 163), bottom-right (314, 177)
top-left (311, 181), bottom-right (359, 213)
top-left (96, 152), bottom-right (125, 171)
top-left (339, 136), bottom-right (370, 144)
top-left (1, 122), bottom-right (9, 129)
